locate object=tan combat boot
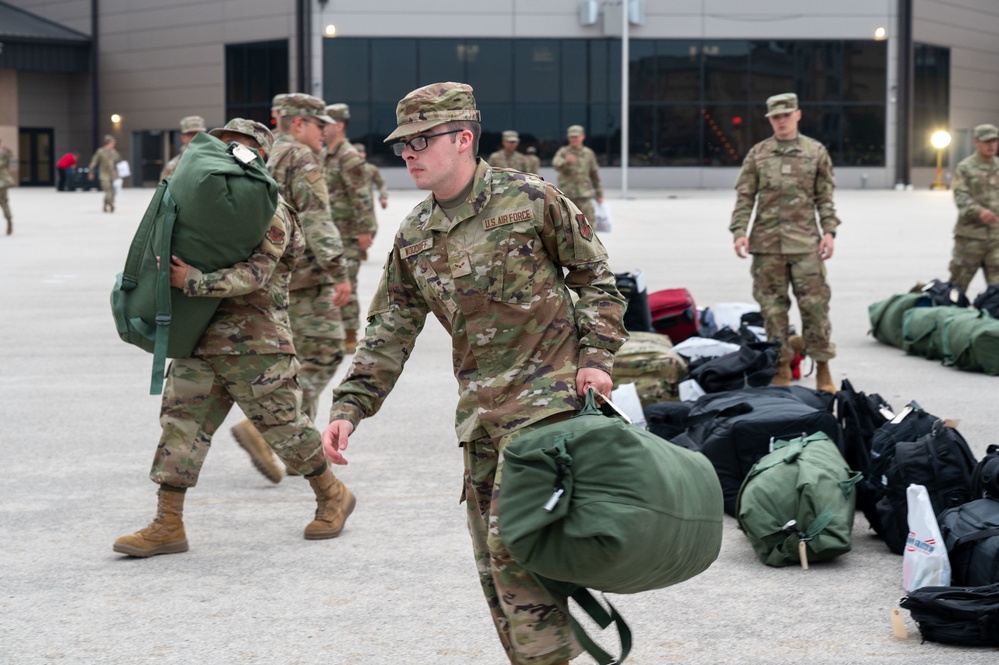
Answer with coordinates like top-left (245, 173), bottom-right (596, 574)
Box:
top-left (232, 419), bottom-right (283, 483)
top-left (771, 360), bottom-right (793, 386)
top-left (815, 361), bottom-right (836, 393)
top-left (305, 467), bottom-right (356, 540)
top-left (113, 488), bottom-right (189, 557)
top-left (343, 329), bottom-right (358, 354)
top-left (5, 217), bottom-right (11, 235)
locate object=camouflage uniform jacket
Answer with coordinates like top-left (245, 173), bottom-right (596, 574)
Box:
top-left (160, 145), bottom-right (186, 181)
top-left (0, 145), bottom-right (12, 188)
top-left (952, 153), bottom-right (999, 240)
top-left (184, 199), bottom-right (304, 356)
top-left (329, 160), bottom-right (627, 442)
top-left (486, 149), bottom-right (529, 172)
top-left (729, 134), bottom-right (841, 254)
top-left (88, 146), bottom-right (121, 181)
top-left (552, 145), bottom-right (603, 200)
top-left (364, 163), bottom-right (388, 201)
top-left (523, 154), bottom-right (541, 176)
top-left (321, 141), bottom-right (376, 239)
top-left (268, 132), bottom-right (346, 289)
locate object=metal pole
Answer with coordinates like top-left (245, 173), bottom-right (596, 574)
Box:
top-left (620, 0), bottom-right (629, 198)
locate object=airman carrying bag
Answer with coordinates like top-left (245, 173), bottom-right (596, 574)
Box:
top-left (110, 133), bottom-right (278, 394)
top-left (736, 432), bottom-right (862, 567)
top-left (500, 390), bottom-right (724, 664)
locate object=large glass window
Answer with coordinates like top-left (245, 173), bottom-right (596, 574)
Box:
top-left (913, 44), bottom-right (950, 167)
top-left (225, 40), bottom-right (289, 126)
top-left (324, 37), bottom-right (887, 168)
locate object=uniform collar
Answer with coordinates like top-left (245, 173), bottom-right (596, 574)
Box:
top-left (421, 159), bottom-right (492, 232)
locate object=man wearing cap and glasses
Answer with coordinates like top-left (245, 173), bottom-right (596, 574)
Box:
top-left (229, 94), bottom-right (354, 499)
top-left (552, 125), bottom-right (603, 229)
top-left (948, 123), bottom-right (999, 293)
top-left (160, 115), bottom-right (207, 181)
top-left (113, 119), bottom-right (353, 556)
top-left (321, 82), bottom-right (627, 665)
top-left (321, 103), bottom-right (377, 355)
top-left (487, 130), bottom-right (529, 171)
top-left (730, 92), bottom-right (841, 393)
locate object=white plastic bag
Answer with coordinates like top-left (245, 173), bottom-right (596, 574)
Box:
top-left (113, 177), bottom-right (123, 195)
top-left (609, 383), bottom-right (646, 430)
top-left (902, 483), bottom-right (951, 591)
top-left (594, 199), bottom-right (611, 233)
top-left (115, 160), bottom-right (131, 179)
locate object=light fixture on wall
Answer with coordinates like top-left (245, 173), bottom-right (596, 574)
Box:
top-left (325, 24), bottom-right (337, 37)
top-left (110, 114), bottom-right (121, 124)
top-left (874, 27), bottom-right (887, 40)
top-left (930, 130), bottom-right (951, 190)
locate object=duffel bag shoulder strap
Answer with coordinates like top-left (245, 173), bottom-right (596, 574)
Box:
top-left (149, 188), bottom-right (179, 395)
top-left (536, 575), bottom-right (632, 665)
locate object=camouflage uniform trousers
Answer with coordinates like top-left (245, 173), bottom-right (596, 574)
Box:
top-left (289, 284), bottom-right (346, 421)
top-left (463, 420), bottom-right (583, 665)
top-left (0, 185), bottom-right (10, 222)
top-left (151, 354), bottom-right (325, 488)
top-left (340, 238), bottom-right (364, 333)
top-left (98, 174), bottom-right (116, 209)
top-left (948, 235), bottom-right (999, 293)
top-left (567, 196), bottom-right (594, 230)
top-left (751, 252), bottom-right (835, 363)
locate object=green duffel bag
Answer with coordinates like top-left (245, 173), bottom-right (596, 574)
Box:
top-left (500, 390), bottom-right (724, 664)
top-left (942, 309), bottom-right (999, 375)
top-left (611, 331), bottom-right (688, 404)
top-left (110, 132), bottom-right (278, 394)
top-left (736, 432), bottom-right (862, 567)
top-left (869, 292), bottom-right (927, 349)
top-left (902, 306), bottom-right (977, 360)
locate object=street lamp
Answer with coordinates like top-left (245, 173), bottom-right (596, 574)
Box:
top-left (930, 130), bottom-right (951, 190)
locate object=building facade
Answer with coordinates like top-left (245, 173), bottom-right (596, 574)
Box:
top-left (2, 0), bottom-right (997, 189)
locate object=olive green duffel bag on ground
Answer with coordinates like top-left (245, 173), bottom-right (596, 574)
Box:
top-left (500, 389), bottom-right (724, 664)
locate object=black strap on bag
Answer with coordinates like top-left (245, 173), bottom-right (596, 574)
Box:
top-left (535, 575), bottom-right (633, 665)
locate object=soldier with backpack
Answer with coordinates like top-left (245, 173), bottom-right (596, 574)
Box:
top-left (112, 119), bottom-right (355, 557)
top-left (730, 92), bottom-right (841, 393)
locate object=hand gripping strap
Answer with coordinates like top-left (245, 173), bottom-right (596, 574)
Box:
top-left (150, 188), bottom-right (179, 395)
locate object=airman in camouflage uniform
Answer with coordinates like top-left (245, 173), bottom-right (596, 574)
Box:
top-left (487, 130), bottom-right (529, 171)
top-left (322, 104), bottom-right (377, 353)
top-left (730, 93), bottom-right (840, 393)
top-left (0, 141), bottom-right (13, 235)
top-left (112, 120), bottom-right (355, 558)
top-left (160, 115), bottom-right (207, 180)
top-left (354, 143), bottom-right (389, 210)
top-left (552, 124), bottom-right (603, 227)
top-left (949, 123), bottom-right (999, 293)
top-left (88, 135), bottom-right (121, 213)
top-left (321, 82), bottom-right (627, 665)
top-left (523, 145), bottom-right (541, 176)
top-left (229, 94), bottom-right (351, 483)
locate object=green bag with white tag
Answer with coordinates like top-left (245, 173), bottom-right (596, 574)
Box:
top-left (736, 432), bottom-right (862, 567)
top-left (500, 390), bottom-right (724, 664)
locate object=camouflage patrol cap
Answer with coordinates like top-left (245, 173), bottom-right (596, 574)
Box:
top-left (974, 124), bottom-right (999, 141)
top-left (526, 146), bottom-right (537, 155)
top-left (766, 93), bottom-right (799, 117)
top-left (384, 82), bottom-right (481, 142)
top-left (103, 134), bottom-right (115, 143)
top-left (502, 130), bottom-right (520, 143)
top-left (326, 104), bottom-right (350, 122)
top-left (209, 118), bottom-right (275, 155)
top-left (274, 93), bottom-right (335, 123)
top-left (567, 125), bottom-right (585, 137)
top-left (179, 115), bottom-right (206, 134)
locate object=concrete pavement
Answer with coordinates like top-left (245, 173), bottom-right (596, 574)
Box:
top-left (2, 183), bottom-right (997, 664)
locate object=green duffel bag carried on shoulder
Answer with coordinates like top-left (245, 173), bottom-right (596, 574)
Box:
top-left (500, 389), bottom-right (724, 664)
top-left (736, 432), bottom-right (862, 568)
top-left (942, 309), bottom-right (999, 375)
top-left (869, 292), bottom-right (926, 349)
top-left (110, 132), bottom-right (278, 394)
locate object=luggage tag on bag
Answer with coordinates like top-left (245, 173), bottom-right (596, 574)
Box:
top-left (592, 390), bottom-right (633, 425)
top-left (890, 405), bottom-right (914, 425)
top-left (890, 608), bottom-right (908, 639)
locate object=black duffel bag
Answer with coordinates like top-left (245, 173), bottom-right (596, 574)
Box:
top-left (939, 498), bottom-right (999, 587)
top-left (900, 583), bottom-right (999, 646)
top-left (687, 341), bottom-right (779, 393)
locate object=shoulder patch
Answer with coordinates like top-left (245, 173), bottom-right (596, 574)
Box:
top-left (482, 207), bottom-right (534, 230)
top-left (266, 225), bottom-right (286, 245)
top-left (576, 213), bottom-right (593, 241)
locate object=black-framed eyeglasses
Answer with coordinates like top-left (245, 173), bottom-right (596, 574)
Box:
top-left (391, 129), bottom-right (462, 157)
top-left (303, 117), bottom-right (328, 130)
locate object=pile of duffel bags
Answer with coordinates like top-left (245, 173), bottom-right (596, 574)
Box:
top-left (643, 378), bottom-right (999, 645)
top-left (613, 270), bottom-right (786, 405)
top-left (869, 279), bottom-right (999, 375)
